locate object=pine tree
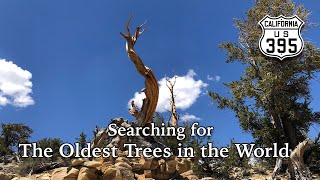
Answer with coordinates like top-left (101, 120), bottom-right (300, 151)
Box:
top-left (209, 0), bottom-right (320, 178)
top-left (76, 132), bottom-right (87, 149)
top-left (37, 138), bottom-right (63, 161)
top-left (0, 123), bottom-right (33, 155)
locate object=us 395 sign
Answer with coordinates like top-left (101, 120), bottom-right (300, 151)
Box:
top-left (259, 15), bottom-right (304, 60)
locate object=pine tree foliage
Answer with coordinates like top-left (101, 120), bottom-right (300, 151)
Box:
top-left (0, 123), bottom-right (33, 155)
top-left (37, 138), bottom-right (63, 161)
top-left (209, 0), bottom-right (320, 149)
top-left (76, 132), bottom-right (87, 149)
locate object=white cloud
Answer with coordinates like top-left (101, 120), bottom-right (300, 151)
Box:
top-left (180, 113), bottom-right (201, 122)
top-left (129, 69), bottom-right (208, 113)
top-left (0, 96), bottom-right (8, 106)
top-left (186, 69), bottom-right (197, 77)
top-left (207, 75), bottom-right (221, 82)
top-left (0, 59), bottom-right (34, 107)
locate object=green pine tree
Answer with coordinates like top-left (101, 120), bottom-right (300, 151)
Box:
top-left (209, 0), bottom-right (320, 176)
top-left (0, 123), bottom-right (33, 156)
top-left (76, 132), bottom-right (87, 149)
top-left (37, 138), bottom-right (63, 161)
top-left (210, 0), bottom-right (320, 150)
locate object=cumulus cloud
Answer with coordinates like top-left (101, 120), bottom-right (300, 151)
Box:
top-left (207, 75), bottom-right (221, 82)
top-left (129, 69), bottom-right (208, 113)
top-left (180, 113), bottom-right (201, 122)
top-left (0, 59), bottom-right (34, 107)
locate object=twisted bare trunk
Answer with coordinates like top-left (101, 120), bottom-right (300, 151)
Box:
top-left (120, 16), bottom-right (159, 127)
top-left (90, 17), bottom-right (159, 149)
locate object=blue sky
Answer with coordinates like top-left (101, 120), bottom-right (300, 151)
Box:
top-left (0, 0), bottom-right (319, 147)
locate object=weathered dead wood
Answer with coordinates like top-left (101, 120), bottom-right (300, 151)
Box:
top-left (271, 157), bottom-right (284, 180)
top-left (120, 16), bottom-right (159, 127)
top-left (289, 138), bottom-right (313, 179)
top-left (91, 126), bottom-right (108, 149)
top-left (91, 17), bottom-right (159, 149)
top-left (28, 161), bottom-right (65, 175)
top-left (129, 100), bottom-right (140, 119)
top-left (166, 76), bottom-right (178, 128)
top-left (271, 138), bottom-right (313, 180)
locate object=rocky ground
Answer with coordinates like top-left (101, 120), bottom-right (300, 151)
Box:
top-left (0, 153), bottom-right (206, 180)
top-left (1, 119), bottom-right (319, 180)
top-left (1, 159), bottom-right (320, 180)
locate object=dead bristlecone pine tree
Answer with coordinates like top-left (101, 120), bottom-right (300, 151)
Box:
top-left (48, 16), bottom-right (208, 180)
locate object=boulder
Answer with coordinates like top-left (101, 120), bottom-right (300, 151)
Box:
top-left (135, 173), bottom-right (155, 180)
top-left (0, 172), bottom-right (15, 180)
top-left (177, 158), bottom-right (192, 174)
top-left (99, 162), bottom-right (113, 174)
top-left (35, 173), bottom-right (51, 180)
top-left (93, 157), bottom-right (106, 164)
top-left (180, 170), bottom-right (199, 180)
top-left (180, 170), bottom-right (195, 176)
top-left (71, 159), bottom-right (87, 167)
top-left (114, 162), bottom-right (132, 170)
top-left (132, 162), bottom-right (143, 171)
top-left (83, 161), bottom-right (102, 168)
top-left (103, 166), bottom-right (118, 179)
top-left (77, 167), bottom-right (96, 180)
top-left (115, 157), bottom-right (131, 165)
top-left (166, 159), bottom-right (177, 174)
top-left (139, 157), bottom-right (158, 170)
top-left (144, 170), bottom-right (154, 178)
top-left (186, 175), bottom-right (199, 180)
top-left (51, 167), bottom-right (79, 180)
top-left (153, 169), bottom-right (174, 180)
